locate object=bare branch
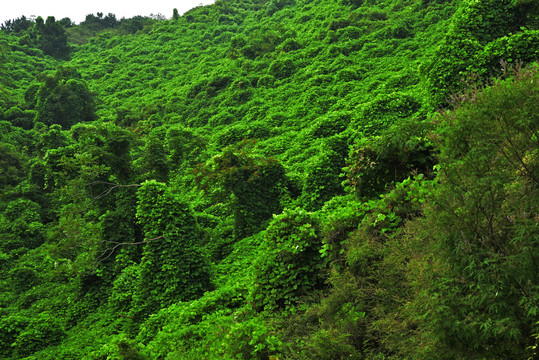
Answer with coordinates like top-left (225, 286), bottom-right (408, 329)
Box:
top-left (85, 181), bottom-right (142, 202)
top-left (96, 235), bottom-right (165, 263)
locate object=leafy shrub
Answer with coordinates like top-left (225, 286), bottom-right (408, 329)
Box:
top-left (340, 0), bottom-right (363, 8)
top-left (251, 208), bottom-right (326, 312)
top-left (197, 144), bottom-right (290, 239)
top-left (0, 143), bottom-right (25, 190)
top-left (345, 118), bottom-right (436, 199)
top-left (352, 92), bottom-right (421, 135)
top-left (424, 0), bottom-right (537, 105)
top-left (480, 30), bottom-right (539, 70)
top-left (300, 149), bottom-right (345, 211)
top-left (12, 313), bottom-right (65, 358)
top-left (308, 111), bottom-right (350, 138)
top-left (268, 58), bottom-right (296, 79)
top-left (221, 316), bottom-right (282, 359)
top-left (415, 64), bottom-right (539, 359)
top-left (0, 199), bottom-right (44, 252)
top-left (278, 38), bottom-right (302, 52)
top-left (0, 314), bottom-right (29, 358)
top-left (208, 110), bottom-right (236, 127)
top-left (108, 264), bottom-right (140, 312)
top-left (257, 74), bottom-right (275, 87)
top-left (138, 286), bottom-right (245, 358)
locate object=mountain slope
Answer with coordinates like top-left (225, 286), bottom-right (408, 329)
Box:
top-left (0, 0), bottom-right (537, 359)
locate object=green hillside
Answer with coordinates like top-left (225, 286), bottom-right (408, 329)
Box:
top-left (0, 0), bottom-right (538, 358)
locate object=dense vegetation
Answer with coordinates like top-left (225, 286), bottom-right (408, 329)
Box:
top-left (0, 0), bottom-right (538, 358)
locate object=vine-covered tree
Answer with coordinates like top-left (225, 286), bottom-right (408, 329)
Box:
top-left (33, 67), bottom-right (96, 128)
top-left (132, 181), bottom-right (212, 319)
top-left (36, 16), bottom-right (70, 59)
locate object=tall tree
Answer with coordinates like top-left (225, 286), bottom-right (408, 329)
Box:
top-left (33, 67), bottom-right (96, 128)
top-left (36, 16), bottom-right (70, 59)
top-left (132, 181), bottom-right (212, 319)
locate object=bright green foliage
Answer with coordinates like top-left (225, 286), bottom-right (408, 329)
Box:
top-left (133, 180), bottom-right (211, 319)
top-left (425, 0), bottom-right (539, 105)
top-left (220, 315), bottom-right (283, 359)
top-left (300, 146), bottom-right (346, 211)
top-left (352, 92), bottom-right (421, 135)
top-left (251, 208), bottom-right (325, 312)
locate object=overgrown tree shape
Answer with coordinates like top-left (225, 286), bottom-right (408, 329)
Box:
top-left (34, 67), bottom-right (96, 128)
top-left (134, 133), bottom-right (169, 183)
top-left (0, 143), bottom-right (25, 191)
top-left (425, 0), bottom-right (539, 106)
top-left (200, 144), bottom-right (290, 239)
top-left (251, 207), bottom-right (325, 312)
top-left (0, 199), bottom-right (44, 253)
top-left (36, 16), bottom-right (70, 59)
top-left (0, 0), bottom-right (537, 358)
top-left (345, 118), bottom-right (436, 199)
top-left (133, 180), bottom-right (211, 319)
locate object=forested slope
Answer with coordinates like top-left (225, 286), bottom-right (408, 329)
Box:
top-left (0, 0), bottom-right (538, 358)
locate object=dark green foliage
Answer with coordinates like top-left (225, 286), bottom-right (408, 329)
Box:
top-left (0, 199), bottom-right (44, 252)
top-left (0, 314), bottom-right (29, 358)
top-left (0, 143), bottom-right (25, 190)
top-left (0, 313), bottom-right (65, 359)
top-left (416, 65), bottom-right (539, 359)
top-left (82, 13), bottom-right (120, 29)
top-left (118, 340), bottom-right (145, 360)
top-left (34, 67), bottom-right (96, 128)
top-left (340, 0), bottom-right (363, 8)
top-left (201, 144), bottom-right (290, 239)
top-left (346, 118), bottom-right (436, 199)
top-left (165, 125), bottom-right (206, 169)
top-left (1, 16), bottom-right (33, 34)
top-left (36, 124), bottom-right (68, 153)
top-left (37, 16), bottom-right (70, 59)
